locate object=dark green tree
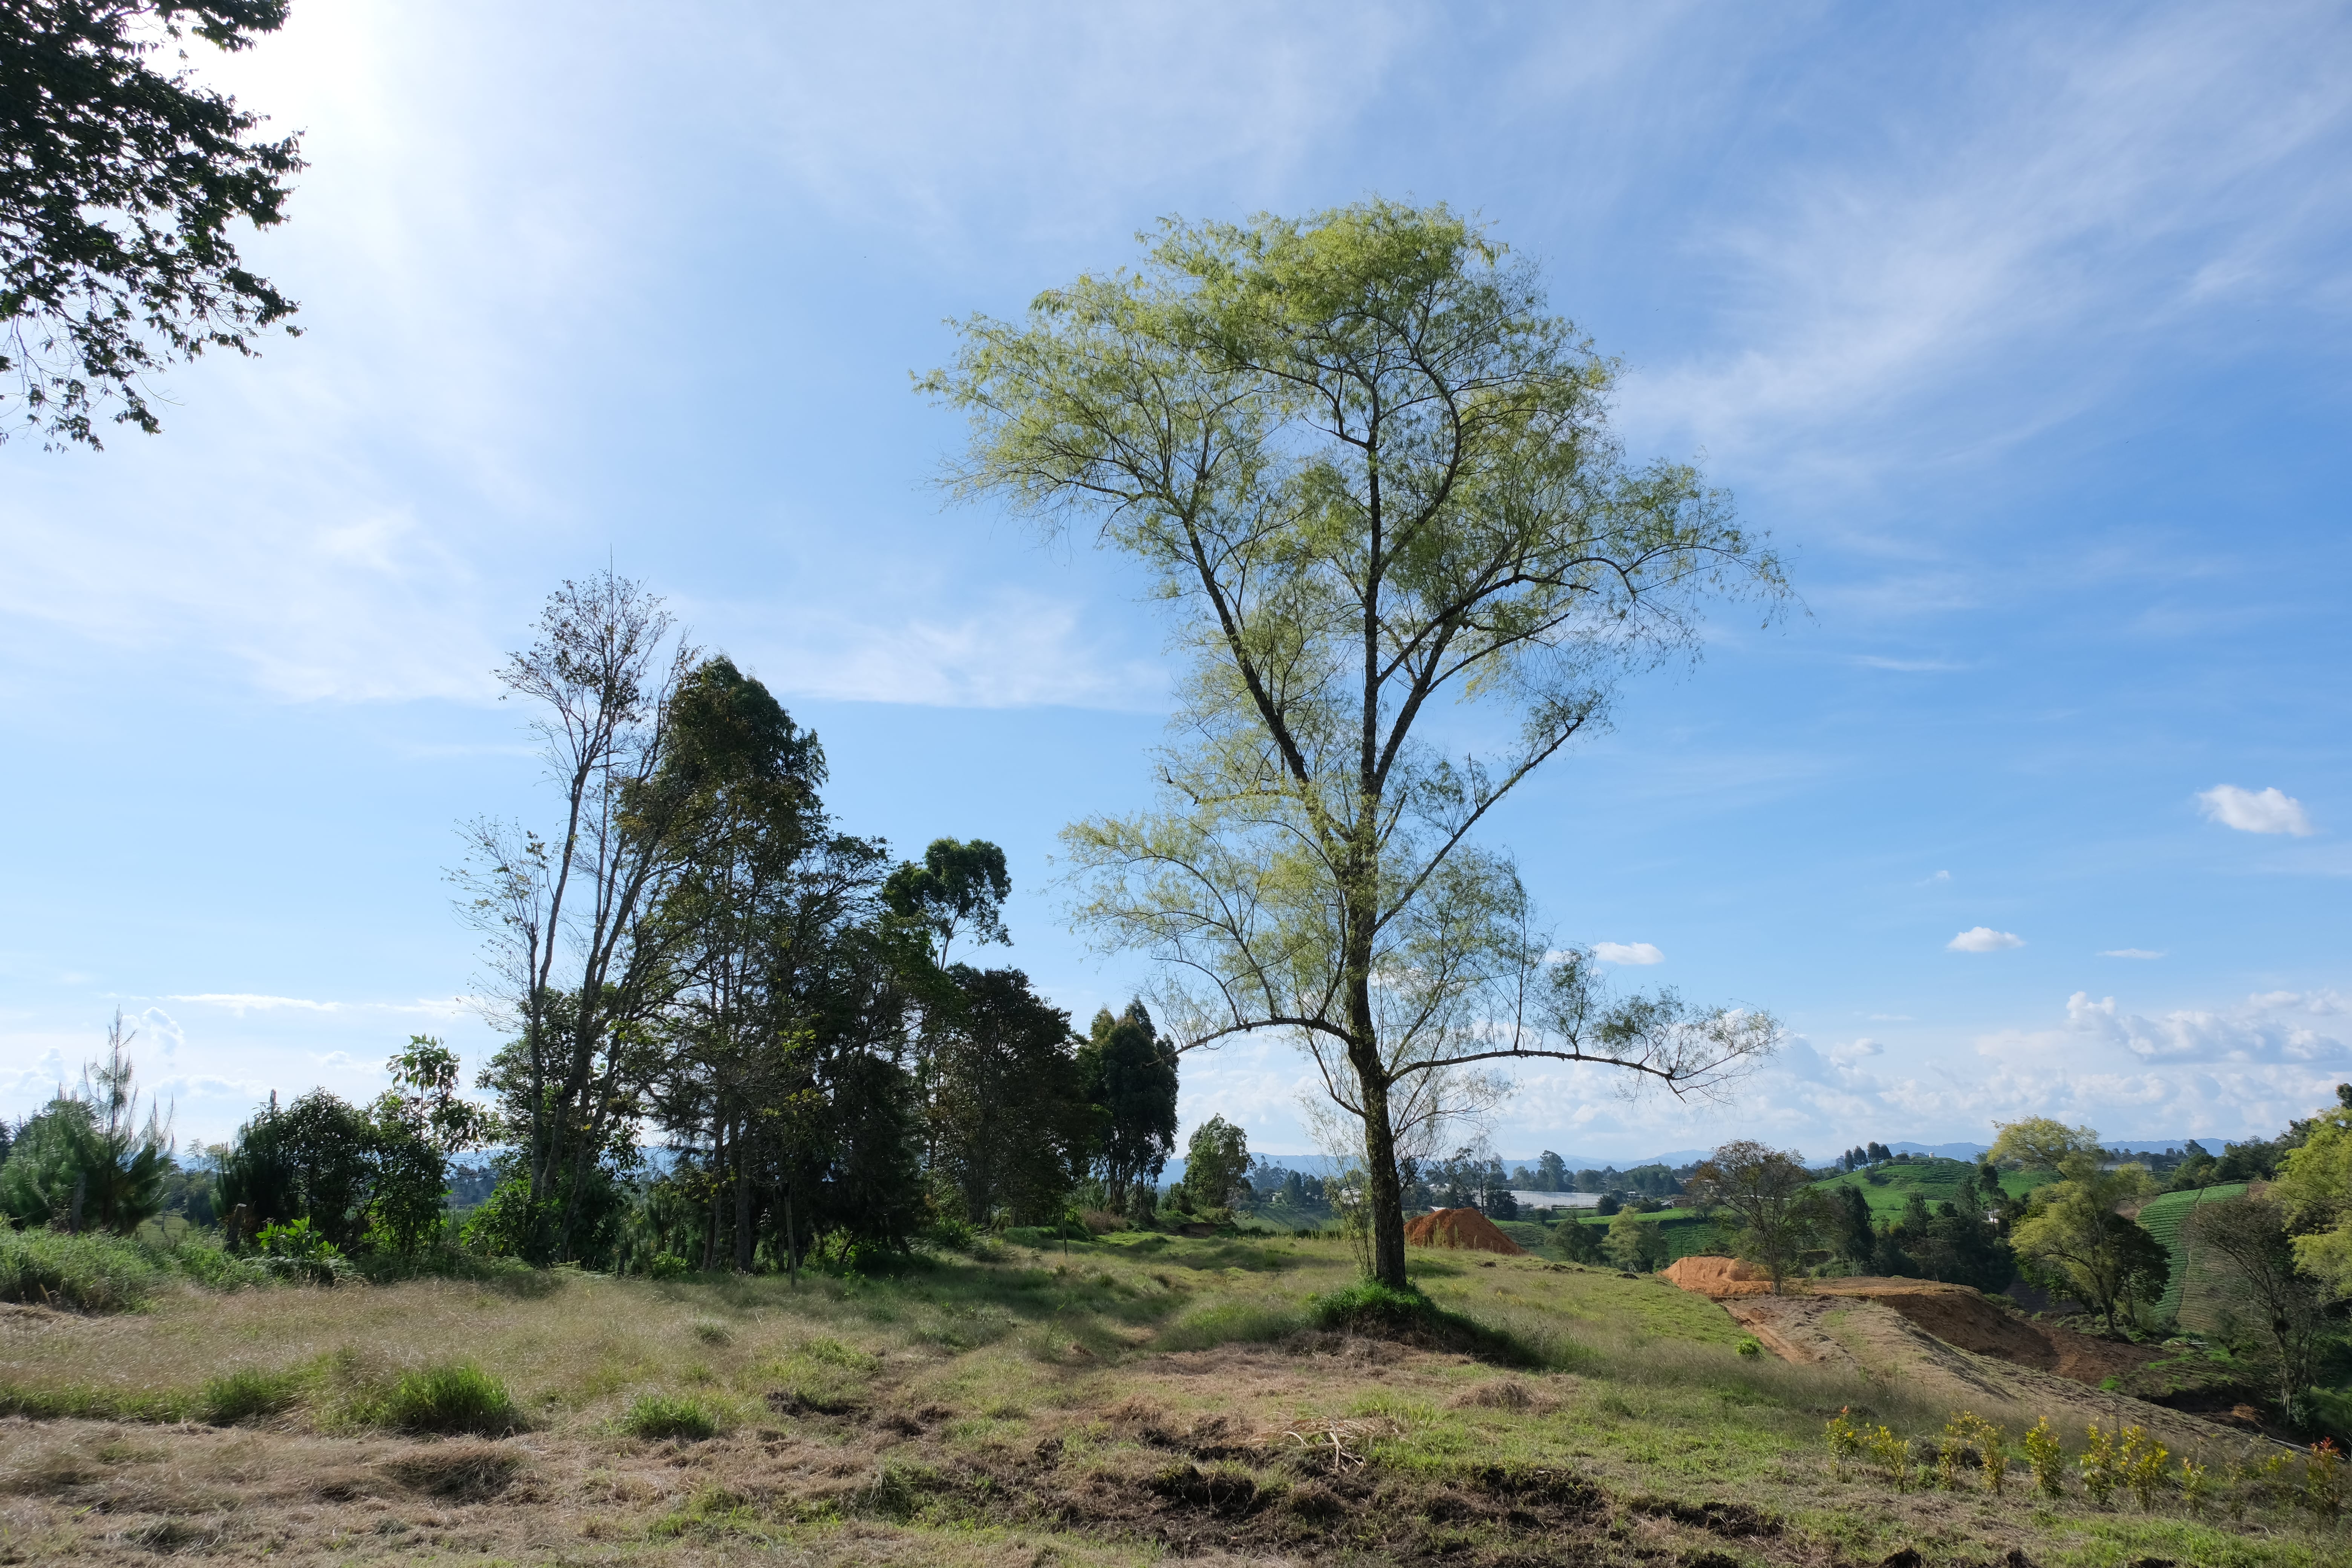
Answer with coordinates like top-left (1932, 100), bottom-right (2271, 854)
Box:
top-left (364, 1037), bottom-right (492, 1256)
top-left (0, 1014), bottom-right (173, 1234)
top-left (0, 1099), bottom-right (96, 1228)
top-left (1175, 1115), bottom-right (1250, 1214)
top-left (2186, 1193), bottom-right (2326, 1416)
top-left (1552, 1216), bottom-right (1603, 1264)
top-left (1834, 1184), bottom-right (1874, 1267)
top-left (3, 0), bottom-right (303, 447)
top-left (216, 1089), bottom-right (374, 1248)
top-left (883, 838), bottom-right (1011, 966)
top-left (1076, 1000), bottom-right (1178, 1216)
top-left (929, 966), bottom-right (1099, 1225)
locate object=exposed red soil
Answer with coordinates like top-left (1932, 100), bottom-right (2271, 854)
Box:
top-left (1404, 1207), bottom-right (1526, 1256)
top-left (1661, 1257), bottom-right (2161, 1387)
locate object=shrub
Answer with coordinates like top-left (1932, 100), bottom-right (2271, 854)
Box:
top-left (1825, 1407), bottom-right (1866, 1472)
top-left (1734, 1335), bottom-right (1762, 1358)
top-left (645, 1252), bottom-right (692, 1280)
top-left (2079, 1421), bottom-right (2124, 1505)
top-left (2023, 1416), bottom-right (2066, 1498)
top-left (1866, 1424), bottom-right (1914, 1491)
top-left (2177, 1452), bottom-right (2212, 1516)
top-left (254, 1217), bottom-right (346, 1284)
top-left (1944, 1412), bottom-right (2009, 1496)
top-left (621, 1393), bottom-right (721, 1441)
top-left (921, 1214), bottom-right (976, 1252)
top-left (377, 1361), bottom-right (519, 1435)
top-left (2305, 1439), bottom-right (2346, 1519)
top-left (0, 1226), bottom-right (161, 1312)
top-left (1307, 1280), bottom-right (1540, 1366)
top-left (2119, 1426), bottom-right (2170, 1510)
top-left (202, 1366), bottom-right (303, 1425)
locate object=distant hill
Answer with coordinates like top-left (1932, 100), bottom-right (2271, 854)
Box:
top-left (1218, 1136), bottom-right (2218, 1186)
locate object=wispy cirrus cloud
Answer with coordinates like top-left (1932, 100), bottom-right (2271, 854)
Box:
top-left (167, 994), bottom-right (472, 1018)
top-left (1593, 942), bottom-right (1666, 966)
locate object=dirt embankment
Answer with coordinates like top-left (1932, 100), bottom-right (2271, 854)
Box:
top-left (1405, 1208), bottom-right (1526, 1256)
top-left (1660, 1258), bottom-right (2158, 1389)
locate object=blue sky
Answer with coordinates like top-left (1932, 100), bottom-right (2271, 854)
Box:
top-left (4, 1), bottom-right (2350, 1162)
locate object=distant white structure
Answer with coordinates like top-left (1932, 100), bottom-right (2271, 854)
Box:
top-left (1509, 1191), bottom-right (1602, 1211)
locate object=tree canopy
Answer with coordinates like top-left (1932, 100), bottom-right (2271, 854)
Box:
top-left (2, 0), bottom-right (303, 447)
top-left (926, 199), bottom-right (1785, 1285)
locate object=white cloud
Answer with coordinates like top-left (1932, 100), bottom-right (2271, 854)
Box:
top-left (2064, 988), bottom-right (2350, 1064)
top-left (0, 1049), bottom-right (70, 1100)
top-left (1921, 870), bottom-right (1952, 885)
top-left (1620, 6), bottom-right (2352, 479)
top-left (2100, 948), bottom-right (2165, 959)
top-left (1828, 1038), bottom-right (1885, 1067)
top-left (1593, 942), bottom-right (1666, 966)
top-left (134, 1007), bottom-right (184, 1059)
top-left (1856, 656), bottom-right (1971, 672)
top-left (2197, 784), bottom-right (2316, 836)
top-left (744, 593), bottom-right (1164, 710)
top-left (167, 994), bottom-right (470, 1018)
top-left (1947, 926), bottom-right (2025, 952)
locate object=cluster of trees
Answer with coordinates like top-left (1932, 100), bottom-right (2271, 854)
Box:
top-left (449, 583), bottom-right (1194, 1269)
top-left (2, 579), bottom-right (1193, 1276)
top-left (0, 1021), bottom-right (483, 1266)
top-left (1837, 1143), bottom-right (1897, 1171)
top-left (448, 578), bottom-right (1185, 1271)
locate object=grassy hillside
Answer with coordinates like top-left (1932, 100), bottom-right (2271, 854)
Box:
top-left (0, 1228), bottom-right (2335, 1565)
top-left (2138, 1183), bottom-right (2253, 1330)
top-left (1808, 1158), bottom-right (2050, 1220)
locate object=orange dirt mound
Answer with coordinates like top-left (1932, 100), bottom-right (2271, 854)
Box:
top-left (1660, 1256), bottom-right (1775, 1294)
top-left (1403, 1207), bottom-right (1526, 1256)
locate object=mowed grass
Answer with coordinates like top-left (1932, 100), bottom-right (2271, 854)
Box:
top-left (0, 1231), bottom-right (2337, 1566)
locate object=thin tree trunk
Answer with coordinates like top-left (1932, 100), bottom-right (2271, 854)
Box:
top-left (783, 1186), bottom-right (798, 1287)
top-left (702, 1123), bottom-right (723, 1272)
top-left (734, 1121), bottom-right (753, 1272)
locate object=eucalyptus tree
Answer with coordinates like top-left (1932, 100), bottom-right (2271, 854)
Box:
top-left (926, 201), bottom-right (1785, 1285)
top-left (642, 655), bottom-right (826, 1269)
top-left (1077, 1000), bottom-right (1178, 1215)
top-left (456, 571), bottom-right (698, 1263)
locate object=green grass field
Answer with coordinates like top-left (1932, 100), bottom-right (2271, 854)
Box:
top-left (1807, 1158), bottom-right (2052, 1219)
top-left (2138, 1183), bottom-right (2254, 1329)
top-left (2, 1225), bottom-right (2340, 1565)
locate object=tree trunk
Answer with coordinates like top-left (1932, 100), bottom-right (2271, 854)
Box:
top-left (734, 1122), bottom-right (754, 1272)
top-left (783, 1186), bottom-right (798, 1288)
top-left (1353, 1046), bottom-right (1408, 1288)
